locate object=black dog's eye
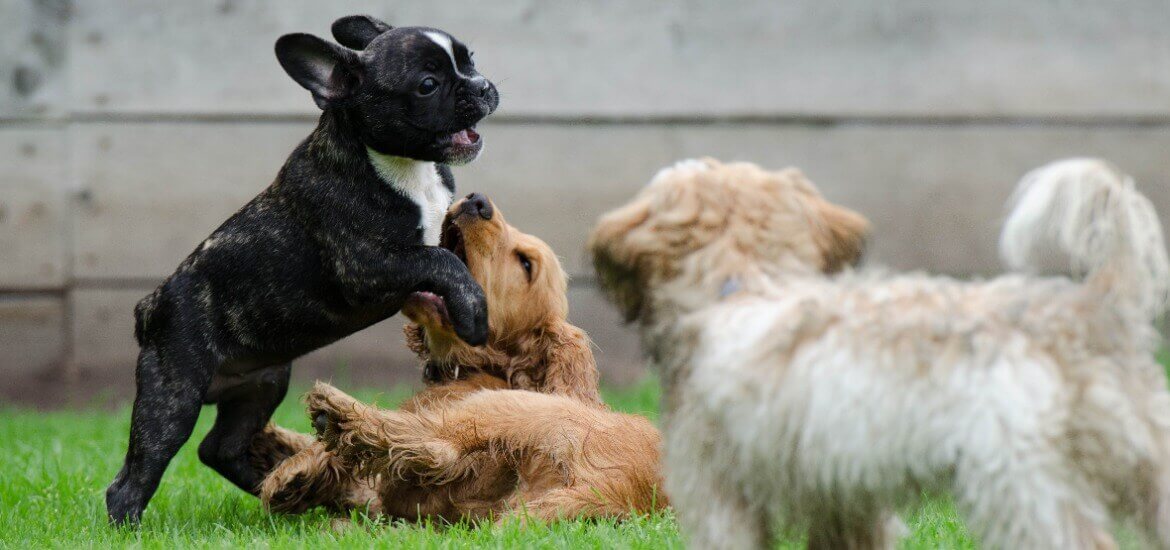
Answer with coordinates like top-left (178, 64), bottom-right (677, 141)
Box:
top-left (517, 252), bottom-right (533, 281)
top-left (417, 77), bottom-right (439, 96)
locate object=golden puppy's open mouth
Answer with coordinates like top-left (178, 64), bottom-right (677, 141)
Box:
top-left (402, 290), bottom-right (452, 329)
top-left (403, 216), bottom-right (474, 329)
top-left (439, 219), bottom-right (467, 265)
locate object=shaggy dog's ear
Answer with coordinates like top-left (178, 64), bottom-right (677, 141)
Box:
top-left (589, 198), bottom-right (654, 322)
top-left (536, 323), bottom-right (603, 406)
top-left (814, 200), bottom-right (870, 273)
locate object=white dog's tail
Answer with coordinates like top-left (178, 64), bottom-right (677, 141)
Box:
top-left (1000, 158), bottom-right (1170, 319)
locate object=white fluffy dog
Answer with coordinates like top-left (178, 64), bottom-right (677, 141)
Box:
top-left (589, 158), bottom-right (1170, 549)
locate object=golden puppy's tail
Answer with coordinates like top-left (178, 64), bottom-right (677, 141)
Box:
top-left (1000, 158), bottom-right (1170, 319)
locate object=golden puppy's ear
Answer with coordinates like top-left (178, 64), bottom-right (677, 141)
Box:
top-left (536, 323), bottom-right (603, 406)
top-left (814, 200), bottom-right (870, 273)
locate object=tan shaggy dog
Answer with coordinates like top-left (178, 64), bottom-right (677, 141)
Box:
top-left (589, 158), bottom-right (1170, 549)
top-left (249, 194), bottom-right (666, 523)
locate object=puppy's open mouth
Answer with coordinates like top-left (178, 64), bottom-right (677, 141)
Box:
top-left (403, 220), bottom-right (467, 329)
top-left (449, 127), bottom-right (480, 147)
top-left (441, 126), bottom-right (483, 165)
top-left (440, 220), bottom-right (467, 265)
top-left (402, 291), bottom-right (452, 329)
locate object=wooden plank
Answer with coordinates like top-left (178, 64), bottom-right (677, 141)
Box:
top-left (67, 0), bottom-right (1170, 118)
top-left (68, 284), bottom-right (645, 388)
top-left (69, 288), bottom-right (138, 373)
top-left (462, 124), bottom-right (1170, 277)
top-left (665, 125), bottom-right (1170, 277)
top-left (71, 121), bottom-right (1170, 280)
top-left (0, 295), bottom-right (64, 377)
top-left (0, 0), bottom-right (66, 118)
top-left (70, 121), bottom-right (310, 280)
top-left (0, 126), bottom-right (67, 289)
top-left (474, 124), bottom-right (1170, 277)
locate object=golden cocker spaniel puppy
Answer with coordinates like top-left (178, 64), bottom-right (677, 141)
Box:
top-left (251, 193), bottom-right (666, 523)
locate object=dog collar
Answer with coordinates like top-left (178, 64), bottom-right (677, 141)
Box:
top-left (422, 361), bottom-right (465, 384)
top-left (719, 276), bottom-right (743, 299)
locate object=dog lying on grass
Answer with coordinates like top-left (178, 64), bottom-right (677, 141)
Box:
top-left (250, 194), bottom-right (666, 523)
top-left (590, 158), bottom-right (1170, 549)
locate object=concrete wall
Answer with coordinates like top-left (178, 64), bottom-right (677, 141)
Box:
top-left (2, 0), bottom-right (1168, 403)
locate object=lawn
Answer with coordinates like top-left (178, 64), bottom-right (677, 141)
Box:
top-left (3, 354), bottom-right (1167, 549)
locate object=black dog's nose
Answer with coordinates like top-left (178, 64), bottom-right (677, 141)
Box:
top-left (461, 193), bottom-right (493, 220)
top-left (478, 80), bottom-right (491, 98)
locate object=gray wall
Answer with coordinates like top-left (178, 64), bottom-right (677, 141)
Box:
top-left (2, 0), bottom-right (1169, 403)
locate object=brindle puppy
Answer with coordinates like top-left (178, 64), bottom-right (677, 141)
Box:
top-left (106, 15), bottom-right (498, 524)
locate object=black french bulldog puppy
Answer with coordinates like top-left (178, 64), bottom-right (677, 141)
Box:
top-left (105, 15), bottom-right (498, 525)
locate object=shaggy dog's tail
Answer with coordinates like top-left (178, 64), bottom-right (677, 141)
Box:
top-left (1000, 158), bottom-right (1170, 319)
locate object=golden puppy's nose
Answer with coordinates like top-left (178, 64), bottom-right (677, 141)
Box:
top-left (461, 192), bottom-right (493, 220)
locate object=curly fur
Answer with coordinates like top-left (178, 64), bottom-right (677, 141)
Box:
top-left (308, 381), bottom-right (666, 523)
top-left (251, 196), bottom-right (664, 523)
top-left (589, 157), bottom-right (1170, 549)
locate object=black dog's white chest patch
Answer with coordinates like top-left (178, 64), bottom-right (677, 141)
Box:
top-left (367, 149), bottom-right (452, 245)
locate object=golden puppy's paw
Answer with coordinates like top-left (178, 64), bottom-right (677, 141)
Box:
top-left (259, 443), bottom-right (351, 514)
top-left (305, 382), bottom-right (363, 446)
top-left (260, 468), bottom-right (318, 514)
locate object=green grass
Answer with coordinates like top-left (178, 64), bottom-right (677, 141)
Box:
top-left (4, 355), bottom-right (1168, 549)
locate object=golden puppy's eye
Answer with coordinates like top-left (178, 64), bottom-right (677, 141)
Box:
top-left (517, 252), bottom-right (533, 282)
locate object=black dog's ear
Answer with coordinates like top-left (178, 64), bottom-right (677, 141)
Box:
top-left (275, 33), bottom-right (361, 110)
top-left (331, 15), bottom-right (392, 50)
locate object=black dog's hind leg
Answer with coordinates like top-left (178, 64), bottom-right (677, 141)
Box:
top-left (198, 363), bottom-right (291, 494)
top-left (106, 344), bottom-right (215, 525)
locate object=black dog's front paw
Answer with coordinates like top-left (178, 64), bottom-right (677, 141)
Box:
top-left (448, 286), bottom-right (488, 346)
top-left (106, 477), bottom-right (146, 526)
top-left (454, 312), bottom-right (488, 347)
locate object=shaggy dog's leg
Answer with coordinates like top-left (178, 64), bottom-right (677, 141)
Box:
top-left (954, 459), bottom-right (1114, 549)
top-left (664, 421), bottom-right (769, 549)
top-left (1144, 468), bottom-right (1170, 549)
top-left (807, 510), bottom-right (904, 550)
top-left (669, 468), bottom-right (767, 550)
